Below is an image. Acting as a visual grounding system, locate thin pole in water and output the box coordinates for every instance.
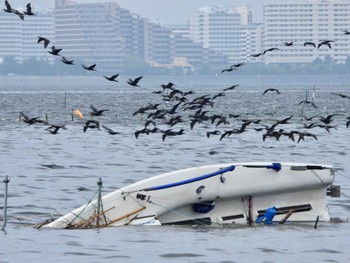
[96,178,103,227]
[2,176,10,231]
[273,94,276,120]
[64,92,67,109]
[314,215,319,229]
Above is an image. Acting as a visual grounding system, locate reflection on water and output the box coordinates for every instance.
[0,75,350,263]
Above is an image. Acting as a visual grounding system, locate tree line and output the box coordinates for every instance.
[1,55,350,76]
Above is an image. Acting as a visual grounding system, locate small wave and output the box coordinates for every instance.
[41,164,66,169]
[159,252,203,258]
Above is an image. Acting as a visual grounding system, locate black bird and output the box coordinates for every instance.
[228,114,240,119]
[20,112,38,125]
[184,90,195,96]
[104,74,119,82]
[24,3,34,15]
[89,105,109,116]
[263,47,280,54]
[46,124,67,134]
[167,101,182,115]
[303,115,319,121]
[298,100,317,109]
[304,42,316,48]
[144,120,157,129]
[212,92,225,100]
[83,119,100,132]
[127,76,143,87]
[221,67,237,73]
[3,0,12,13]
[318,40,333,49]
[319,114,339,124]
[277,115,293,125]
[297,132,318,143]
[262,129,284,141]
[332,92,350,99]
[206,130,221,138]
[161,82,174,90]
[284,41,294,46]
[82,63,96,71]
[232,63,245,68]
[48,46,62,56]
[343,30,350,35]
[133,104,156,116]
[214,116,229,127]
[20,112,48,125]
[162,129,185,141]
[134,128,151,139]
[223,84,239,91]
[263,88,280,95]
[102,125,119,135]
[47,126,60,134]
[13,9,24,20]
[219,130,235,141]
[61,56,74,65]
[37,36,50,48]
[250,52,264,57]
[165,116,184,127]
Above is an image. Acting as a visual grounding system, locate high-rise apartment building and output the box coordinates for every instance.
[0,9,54,62]
[53,0,227,73]
[263,0,350,64]
[54,0,125,73]
[4,0,349,72]
[188,6,260,63]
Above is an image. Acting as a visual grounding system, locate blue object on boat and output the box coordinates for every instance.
[192,201,216,213]
[267,163,281,171]
[256,206,277,224]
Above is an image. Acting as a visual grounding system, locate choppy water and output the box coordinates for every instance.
[1,74,350,263]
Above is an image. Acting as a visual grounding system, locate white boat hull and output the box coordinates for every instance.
[44,162,338,228]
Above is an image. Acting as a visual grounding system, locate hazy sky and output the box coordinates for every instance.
[8,0,305,24]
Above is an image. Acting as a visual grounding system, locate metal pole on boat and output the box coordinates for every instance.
[248,196,253,226]
[95,177,102,227]
[314,215,319,229]
[1,176,10,231]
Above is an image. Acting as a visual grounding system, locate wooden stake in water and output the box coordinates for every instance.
[96,178,103,227]
[2,176,10,231]
[314,215,319,229]
[64,92,67,109]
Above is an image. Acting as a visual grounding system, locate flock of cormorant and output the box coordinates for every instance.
[3,1,350,142]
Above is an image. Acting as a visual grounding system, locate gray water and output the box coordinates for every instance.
[1,74,350,263]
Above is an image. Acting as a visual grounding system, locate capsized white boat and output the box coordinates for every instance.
[44,162,341,229]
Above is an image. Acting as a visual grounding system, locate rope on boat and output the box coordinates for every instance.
[311,170,327,186]
[337,169,350,181]
[64,189,99,228]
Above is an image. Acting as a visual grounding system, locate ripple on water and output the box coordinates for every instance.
[159,253,204,258]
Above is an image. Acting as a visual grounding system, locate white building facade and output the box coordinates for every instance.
[188,6,261,64]
[263,0,350,64]
[0,9,54,62]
